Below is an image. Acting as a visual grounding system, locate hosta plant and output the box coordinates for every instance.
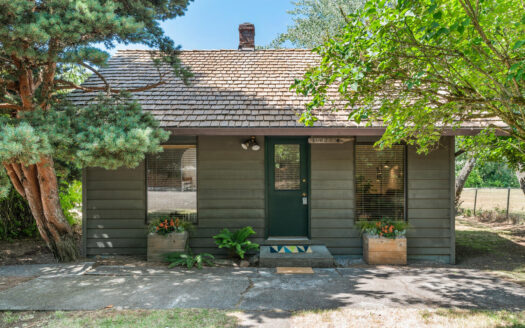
[213,226,259,259]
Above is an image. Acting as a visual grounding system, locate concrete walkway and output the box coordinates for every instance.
[0,264,524,312]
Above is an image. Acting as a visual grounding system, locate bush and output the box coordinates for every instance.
[0,189,37,240]
[213,226,259,259]
[59,180,82,226]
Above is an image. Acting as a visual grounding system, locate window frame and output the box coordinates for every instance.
[145,142,198,225]
[353,142,408,222]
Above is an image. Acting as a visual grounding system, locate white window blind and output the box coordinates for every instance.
[355,145,405,221]
[146,145,197,223]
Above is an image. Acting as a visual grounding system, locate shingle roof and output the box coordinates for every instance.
[68,49,505,131]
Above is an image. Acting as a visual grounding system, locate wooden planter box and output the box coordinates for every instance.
[363,233,407,265]
[147,231,188,262]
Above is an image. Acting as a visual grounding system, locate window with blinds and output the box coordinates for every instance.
[274,144,301,190]
[355,144,405,221]
[146,145,197,223]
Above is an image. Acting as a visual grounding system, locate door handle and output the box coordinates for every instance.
[301,192,307,197]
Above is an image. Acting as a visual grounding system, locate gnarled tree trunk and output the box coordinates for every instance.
[455,156,476,208]
[3,157,78,261]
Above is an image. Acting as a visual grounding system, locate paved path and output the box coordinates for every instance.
[0,264,524,313]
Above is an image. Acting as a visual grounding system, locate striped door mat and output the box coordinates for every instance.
[269,245,313,253]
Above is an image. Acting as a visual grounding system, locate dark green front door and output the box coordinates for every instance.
[267,137,308,237]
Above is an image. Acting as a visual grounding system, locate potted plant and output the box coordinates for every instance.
[357,220,408,265]
[147,217,192,262]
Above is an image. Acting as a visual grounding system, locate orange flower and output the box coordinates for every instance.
[170,219,175,227]
[156,226,159,231]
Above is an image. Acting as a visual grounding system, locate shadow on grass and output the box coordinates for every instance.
[456,229,525,273]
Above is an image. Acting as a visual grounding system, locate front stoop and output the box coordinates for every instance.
[259,245,334,268]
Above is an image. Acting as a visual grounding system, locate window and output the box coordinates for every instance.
[146,145,197,223]
[355,144,405,221]
[274,144,301,190]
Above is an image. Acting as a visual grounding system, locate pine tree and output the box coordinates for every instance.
[0,0,193,261]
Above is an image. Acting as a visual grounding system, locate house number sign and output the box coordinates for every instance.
[308,137,354,144]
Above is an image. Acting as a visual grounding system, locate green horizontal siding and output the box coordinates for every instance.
[195,136,265,256]
[84,163,147,256]
[82,135,454,263]
[310,142,356,254]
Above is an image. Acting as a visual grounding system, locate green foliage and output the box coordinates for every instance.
[0,0,193,86]
[356,220,408,239]
[464,162,519,188]
[59,181,82,226]
[0,94,169,170]
[270,0,365,48]
[0,166,10,199]
[165,251,214,269]
[292,0,525,166]
[149,217,193,235]
[0,189,37,240]
[212,227,259,259]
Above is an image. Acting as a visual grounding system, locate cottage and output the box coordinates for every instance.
[71,24,493,265]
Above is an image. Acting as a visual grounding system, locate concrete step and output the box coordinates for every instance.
[259,245,334,268]
[261,237,311,246]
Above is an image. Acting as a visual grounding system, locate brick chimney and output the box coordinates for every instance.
[238,23,255,50]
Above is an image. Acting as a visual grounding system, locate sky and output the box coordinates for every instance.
[109,0,295,54]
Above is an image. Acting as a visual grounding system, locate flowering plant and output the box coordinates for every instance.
[149,217,192,235]
[356,219,408,238]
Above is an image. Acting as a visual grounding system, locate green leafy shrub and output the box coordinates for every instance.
[165,252,214,269]
[59,180,82,226]
[213,227,259,259]
[0,189,37,240]
[356,220,408,239]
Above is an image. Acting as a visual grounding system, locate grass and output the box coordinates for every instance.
[455,216,525,285]
[0,309,237,328]
[5,308,522,328]
[290,308,525,328]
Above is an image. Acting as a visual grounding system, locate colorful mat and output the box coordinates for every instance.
[270,245,313,254]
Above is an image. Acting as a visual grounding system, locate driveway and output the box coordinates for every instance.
[0,264,524,312]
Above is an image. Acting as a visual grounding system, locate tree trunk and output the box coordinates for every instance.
[3,157,78,261]
[455,156,476,208]
[517,165,525,196]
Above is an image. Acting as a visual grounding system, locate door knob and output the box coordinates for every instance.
[302,192,307,197]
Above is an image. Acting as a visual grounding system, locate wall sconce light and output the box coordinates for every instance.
[241,136,260,151]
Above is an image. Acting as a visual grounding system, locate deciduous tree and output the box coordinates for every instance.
[293,0,525,173]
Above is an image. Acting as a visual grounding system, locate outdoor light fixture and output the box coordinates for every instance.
[241,136,260,151]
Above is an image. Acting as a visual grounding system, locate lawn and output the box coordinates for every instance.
[456,216,525,285]
[289,308,525,328]
[2,308,524,328]
[0,309,237,328]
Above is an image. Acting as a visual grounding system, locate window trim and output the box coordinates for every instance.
[354,142,408,222]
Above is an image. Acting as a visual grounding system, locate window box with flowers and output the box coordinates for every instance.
[147,218,192,262]
[357,220,408,265]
